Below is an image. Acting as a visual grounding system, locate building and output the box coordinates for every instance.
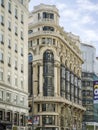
[81,43,98,130]
[28,4,85,130]
[0,0,30,130]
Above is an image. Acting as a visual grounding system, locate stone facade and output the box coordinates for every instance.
[0,0,29,130]
[28,4,85,130]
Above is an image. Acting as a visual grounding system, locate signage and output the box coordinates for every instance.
[94,81,98,104]
[33,115,39,125]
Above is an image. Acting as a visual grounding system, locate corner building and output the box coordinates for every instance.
[28,4,85,130]
[0,0,29,130]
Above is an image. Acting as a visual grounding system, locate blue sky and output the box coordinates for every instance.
[29,0,98,56]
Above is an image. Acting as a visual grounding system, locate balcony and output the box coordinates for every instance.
[28,30,82,56]
[29,18,56,27]
[29,95,85,111]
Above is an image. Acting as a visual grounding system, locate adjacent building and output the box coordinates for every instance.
[28,4,85,130]
[81,43,98,130]
[0,0,30,130]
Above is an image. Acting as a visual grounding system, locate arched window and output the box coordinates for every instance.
[43,50,54,96]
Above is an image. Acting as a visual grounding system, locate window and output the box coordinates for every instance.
[6,92,11,102]
[20,78,23,88]
[8,53,11,66]
[15,26,18,36]
[43,12,54,19]
[13,94,18,104]
[38,13,40,20]
[7,111,12,121]
[0,110,3,120]
[43,50,54,96]
[60,65,66,97]
[42,38,45,44]
[42,104,55,112]
[20,97,24,105]
[0,33,4,44]
[20,0,23,4]
[53,39,55,45]
[15,58,18,70]
[0,0,4,7]
[42,115,55,125]
[37,39,39,45]
[0,51,3,63]
[0,15,4,26]
[21,13,24,24]
[8,20,11,31]
[20,114,24,126]
[21,64,23,73]
[21,47,23,56]
[8,39,11,48]
[7,72,11,83]
[28,53,33,63]
[15,75,18,86]
[15,43,18,52]
[15,8,18,19]
[0,68,3,81]
[43,26,54,31]
[21,31,23,40]
[28,41,32,47]
[8,2,11,13]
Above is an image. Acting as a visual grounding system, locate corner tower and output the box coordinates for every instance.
[28,4,85,130]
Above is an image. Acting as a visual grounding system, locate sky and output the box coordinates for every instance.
[29,0,98,56]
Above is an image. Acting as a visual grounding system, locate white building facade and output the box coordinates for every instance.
[0,0,30,130]
[28,4,85,130]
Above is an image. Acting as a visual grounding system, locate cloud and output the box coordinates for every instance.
[82,29,98,41]
[76,0,98,12]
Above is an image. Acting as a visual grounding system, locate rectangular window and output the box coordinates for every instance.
[28,41,32,47]
[8,21,11,31]
[15,59,18,70]
[0,34,4,44]
[0,51,3,63]
[13,95,18,104]
[53,39,55,45]
[15,26,18,35]
[15,43,18,52]
[8,53,11,66]
[21,14,24,24]
[7,72,11,83]
[21,78,23,88]
[0,68,3,81]
[20,97,24,105]
[21,31,23,40]
[8,39,11,48]
[6,92,11,102]
[8,2,11,13]
[20,0,23,4]
[38,13,40,20]
[15,8,18,19]
[0,91,3,100]
[42,115,55,125]
[21,64,23,73]
[42,38,45,44]
[0,0,4,7]
[15,76,18,86]
[0,15,4,26]
[21,47,23,56]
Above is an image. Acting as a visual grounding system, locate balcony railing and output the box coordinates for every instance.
[28,30,82,56]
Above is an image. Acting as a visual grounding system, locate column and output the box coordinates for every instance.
[54,67,57,96]
[39,66,43,96]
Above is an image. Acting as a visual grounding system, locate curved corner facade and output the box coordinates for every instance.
[28,4,85,130]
